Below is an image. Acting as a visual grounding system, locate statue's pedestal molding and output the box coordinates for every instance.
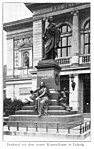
[35,59,61,99]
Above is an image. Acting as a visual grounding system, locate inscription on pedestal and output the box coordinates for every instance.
[36,60,61,91]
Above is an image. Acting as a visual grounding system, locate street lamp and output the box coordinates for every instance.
[71,74,76,91]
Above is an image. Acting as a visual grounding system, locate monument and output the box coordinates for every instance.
[36,16,62,100]
[34,16,80,115]
[5,16,83,135]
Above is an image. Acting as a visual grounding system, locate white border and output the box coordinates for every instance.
[0,0,94,148]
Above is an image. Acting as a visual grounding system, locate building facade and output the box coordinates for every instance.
[3,3,90,115]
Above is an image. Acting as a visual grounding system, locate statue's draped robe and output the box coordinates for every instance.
[44,23,61,59]
[35,87,49,115]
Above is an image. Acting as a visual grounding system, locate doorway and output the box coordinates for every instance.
[83,74,90,113]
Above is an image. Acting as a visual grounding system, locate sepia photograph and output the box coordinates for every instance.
[2,2,91,143]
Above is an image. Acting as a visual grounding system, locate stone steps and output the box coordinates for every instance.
[50,99,58,105]
[5,97,83,131]
[15,109,76,115]
[15,110,38,115]
[29,99,58,106]
[7,121,81,129]
[8,114,83,128]
[9,114,82,123]
[22,105,66,110]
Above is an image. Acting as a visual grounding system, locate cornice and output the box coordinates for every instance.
[3,17,33,32]
[25,3,53,13]
[25,3,90,14]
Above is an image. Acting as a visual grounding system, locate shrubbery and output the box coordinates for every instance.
[3,98,26,116]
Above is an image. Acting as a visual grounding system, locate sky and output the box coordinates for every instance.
[3,3,33,65]
[3,3,32,23]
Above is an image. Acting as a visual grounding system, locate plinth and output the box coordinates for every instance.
[6,61,83,133]
[35,60,61,98]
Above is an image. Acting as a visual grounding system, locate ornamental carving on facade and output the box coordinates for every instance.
[14,37,33,48]
[52,3,85,11]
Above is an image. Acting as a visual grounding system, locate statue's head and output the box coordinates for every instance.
[48,16,53,23]
[40,81,45,87]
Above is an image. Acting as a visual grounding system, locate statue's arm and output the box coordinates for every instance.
[56,22,64,29]
[33,87,40,93]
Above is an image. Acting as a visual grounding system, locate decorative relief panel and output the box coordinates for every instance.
[14,50,19,67]
[19,87,31,95]
[14,37,33,48]
[52,3,87,11]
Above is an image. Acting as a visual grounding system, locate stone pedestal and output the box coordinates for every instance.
[35,60,61,99]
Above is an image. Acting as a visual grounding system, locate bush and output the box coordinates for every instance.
[3,98,26,116]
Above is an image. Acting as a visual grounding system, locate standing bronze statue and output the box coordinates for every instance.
[43,16,62,60]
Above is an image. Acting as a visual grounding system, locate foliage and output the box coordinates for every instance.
[3,98,26,116]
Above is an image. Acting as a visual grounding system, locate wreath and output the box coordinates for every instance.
[55,73,59,86]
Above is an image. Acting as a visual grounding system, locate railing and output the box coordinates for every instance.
[56,57,71,65]
[4,120,91,135]
[79,54,90,64]
[56,54,90,66]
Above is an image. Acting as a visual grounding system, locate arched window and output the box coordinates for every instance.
[84,20,90,54]
[57,24,72,57]
[23,51,29,68]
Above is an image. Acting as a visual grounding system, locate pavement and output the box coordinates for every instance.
[3,124,91,141]
[3,134,91,142]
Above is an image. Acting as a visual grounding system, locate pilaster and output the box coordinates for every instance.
[33,19,43,67]
[7,38,14,76]
[80,32,84,54]
[70,11,80,66]
[6,85,14,100]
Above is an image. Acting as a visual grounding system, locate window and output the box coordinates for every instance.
[84,21,90,54]
[57,24,72,57]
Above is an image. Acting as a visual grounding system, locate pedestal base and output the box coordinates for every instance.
[35,59,61,91]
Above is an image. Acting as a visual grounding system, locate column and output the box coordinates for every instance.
[69,74,80,111]
[71,11,80,65]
